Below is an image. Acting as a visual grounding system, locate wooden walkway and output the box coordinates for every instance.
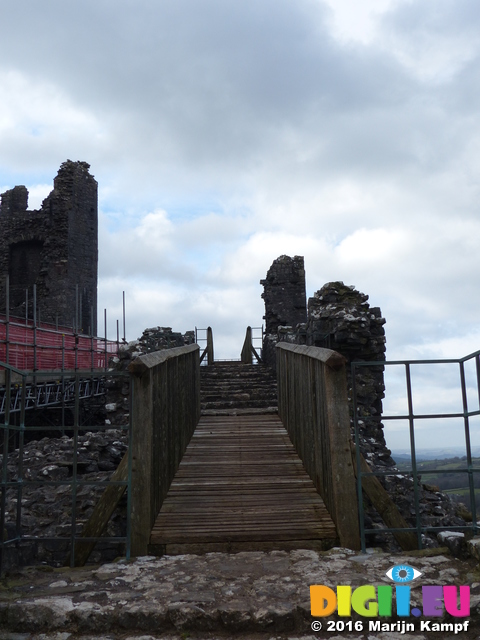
[149,413,338,554]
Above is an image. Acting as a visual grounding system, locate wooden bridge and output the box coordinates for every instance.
[127,336,361,556]
[150,413,337,554]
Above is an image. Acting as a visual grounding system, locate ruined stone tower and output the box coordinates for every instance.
[0,160,98,334]
[260,255,307,334]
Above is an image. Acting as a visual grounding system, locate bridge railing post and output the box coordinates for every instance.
[276,342,360,550]
[128,344,200,556]
[206,326,214,365]
[240,326,253,364]
[241,326,263,364]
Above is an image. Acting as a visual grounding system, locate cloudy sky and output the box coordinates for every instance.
[2,0,480,448]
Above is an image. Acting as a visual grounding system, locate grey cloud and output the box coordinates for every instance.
[2,0,480,372]
[0,0,416,182]
[382,0,480,38]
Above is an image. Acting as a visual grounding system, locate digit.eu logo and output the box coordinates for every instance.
[310,563,470,618]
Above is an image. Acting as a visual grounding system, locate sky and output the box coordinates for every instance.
[2,0,480,449]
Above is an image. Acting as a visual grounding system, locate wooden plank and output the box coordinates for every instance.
[153,523,336,533]
[161,499,321,507]
[157,520,330,526]
[149,414,338,551]
[159,510,323,517]
[153,533,337,543]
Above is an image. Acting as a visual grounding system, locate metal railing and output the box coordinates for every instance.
[240,325,263,364]
[0,363,133,575]
[352,350,480,551]
[195,326,214,365]
[252,325,264,358]
[1,374,105,416]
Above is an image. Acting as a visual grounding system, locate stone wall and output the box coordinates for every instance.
[260,255,307,366]
[306,281,391,467]
[0,160,98,334]
[260,255,306,333]
[261,257,391,466]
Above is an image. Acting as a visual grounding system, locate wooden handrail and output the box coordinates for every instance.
[240,326,252,364]
[199,326,214,365]
[276,342,360,550]
[128,344,201,555]
[241,326,262,364]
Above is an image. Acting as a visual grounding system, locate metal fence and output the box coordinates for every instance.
[352,350,480,551]
[0,362,132,575]
[251,325,264,362]
[195,326,214,365]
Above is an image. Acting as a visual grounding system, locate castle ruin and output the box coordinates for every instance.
[0,160,98,333]
[261,256,465,546]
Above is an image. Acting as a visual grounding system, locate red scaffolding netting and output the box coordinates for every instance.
[0,315,118,371]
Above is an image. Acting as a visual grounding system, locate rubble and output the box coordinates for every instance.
[0,430,128,569]
[105,327,195,426]
[1,326,196,570]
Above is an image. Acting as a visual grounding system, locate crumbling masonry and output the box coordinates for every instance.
[261,256,465,547]
[261,257,393,468]
[0,160,98,333]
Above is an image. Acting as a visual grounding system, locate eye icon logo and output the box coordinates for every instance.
[385,564,422,583]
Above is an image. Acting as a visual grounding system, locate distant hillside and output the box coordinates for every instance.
[392,454,480,513]
[392,447,480,462]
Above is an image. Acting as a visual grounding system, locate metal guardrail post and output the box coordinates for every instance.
[123,291,126,343]
[104,309,108,371]
[352,371,367,552]
[69,375,80,567]
[33,285,37,373]
[125,376,133,561]
[460,359,477,528]
[0,367,11,575]
[16,376,26,547]
[75,332,79,372]
[90,306,94,372]
[405,363,423,549]
[5,276,9,366]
